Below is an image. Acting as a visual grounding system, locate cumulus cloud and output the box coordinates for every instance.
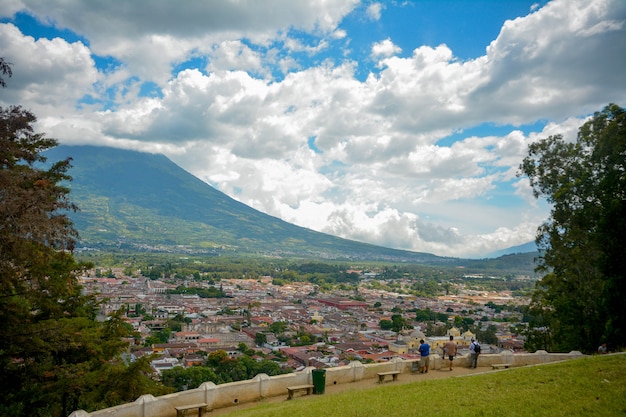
[4,0,360,85]
[1,0,624,257]
[371,39,402,58]
[0,23,97,112]
[473,0,626,122]
[206,40,262,73]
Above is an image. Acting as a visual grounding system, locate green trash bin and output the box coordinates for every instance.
[311,369,326,394]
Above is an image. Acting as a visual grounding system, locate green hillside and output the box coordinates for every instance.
[44,145,537,272]
[220,354,626,417]
[43,145,450,261]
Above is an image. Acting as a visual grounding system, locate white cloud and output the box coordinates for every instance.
[371,39,402,58]
[366,3,384,21]
[1,0,624,257]
[5,0,359,85]
[282,37,330,55]
[0,23,97,113]
[332,29,347,40]
[475,0,626,122]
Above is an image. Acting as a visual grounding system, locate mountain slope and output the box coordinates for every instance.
[487,241,538,258]
[44,145,452,262]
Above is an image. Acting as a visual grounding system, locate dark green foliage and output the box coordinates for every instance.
[393,315,411,332]
[161,351,288,391]
[295,262,342,274]
[161,366,219,391]
[414,308,449,322]
[520,104,626,353]
[79,355,172,409]
[474,324,499,345]
[0,106,165,416]
[255,332,268,346]
[144,328,172,345]
[168,285,227,298]
[380,314,411,332]
[269,321,289,334]
[379,319,393,330]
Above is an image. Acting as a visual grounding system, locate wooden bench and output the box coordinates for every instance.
[175,403,208,417]
[377,370,400,383]
[287,384,314,399]
[492,363,510,369]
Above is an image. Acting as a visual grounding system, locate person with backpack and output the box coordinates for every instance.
[469,338,480,368]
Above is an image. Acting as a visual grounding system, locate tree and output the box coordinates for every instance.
[207,350,229,366]
[0,105,161,415]
[461,317,475,330]
[161,366,218,391]
[390,314,410,332]
[519,103,626,353]
[269,320,288,334]
[80,355,172,409]
[255,332,268,346]
[475,324,499,345]
[145,328,171,345]
[379,319,393,330]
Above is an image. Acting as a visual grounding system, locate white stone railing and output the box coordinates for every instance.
[69,350,583,417]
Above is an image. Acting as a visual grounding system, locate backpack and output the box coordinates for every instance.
[474,343,481,354]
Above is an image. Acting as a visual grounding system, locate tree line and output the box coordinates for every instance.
[160,345,290,391]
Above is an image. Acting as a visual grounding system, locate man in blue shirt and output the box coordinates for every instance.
[418,339,430,373]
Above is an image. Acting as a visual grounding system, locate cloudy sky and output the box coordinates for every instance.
[1,0,625,258]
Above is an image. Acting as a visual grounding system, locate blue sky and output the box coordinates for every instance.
[1,0,625,257]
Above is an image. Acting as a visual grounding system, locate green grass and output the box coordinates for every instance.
[219,355,626,417]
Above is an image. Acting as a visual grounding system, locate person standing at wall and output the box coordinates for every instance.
[469,338,480,368]
[443,335,458,371]
[418,339,430,373]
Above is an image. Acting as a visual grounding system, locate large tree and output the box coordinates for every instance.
[0,105,168,416]
[519,103,625,353]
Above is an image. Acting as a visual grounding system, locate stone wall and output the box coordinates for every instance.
[69,350,583,417]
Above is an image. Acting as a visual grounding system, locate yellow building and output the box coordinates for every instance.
[311,310,324,323]
[407,327,477,353]
[404,329,426,352]
[389,336,409,354]
[427,327,468,352]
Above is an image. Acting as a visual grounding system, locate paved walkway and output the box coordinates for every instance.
[211,365,495,415]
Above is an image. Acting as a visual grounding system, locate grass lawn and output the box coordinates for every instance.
[219,354,626,417]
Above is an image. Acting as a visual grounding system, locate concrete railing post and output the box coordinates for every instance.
[501,350,514,365]
[199,381,217,409]
[135,394,156,417]
[254,373,271,399]
[349,360,365,382]
[68,411,91,417]
[391,356,405,371]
